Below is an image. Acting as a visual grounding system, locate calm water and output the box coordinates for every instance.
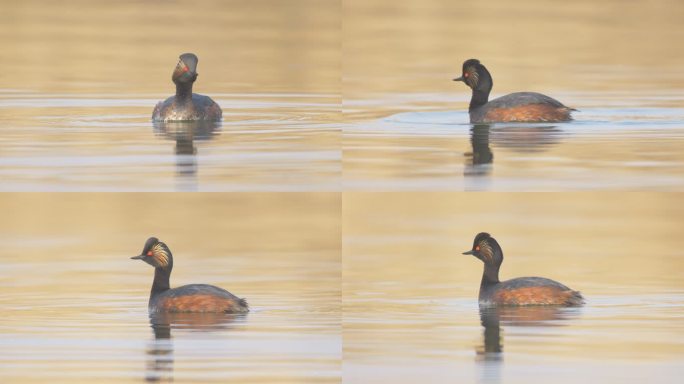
[2,1,684,191]
[0,0,339,192]
[0,92,340,191]
[2,0,684,383]
[343,92,684,191]
[0,194,341,383]
[341,0,684,191]
[343,193,684,384]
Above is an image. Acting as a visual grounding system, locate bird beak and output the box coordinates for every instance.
[131,254,145,260]
[462,250,475,255]
[453,76,464,82]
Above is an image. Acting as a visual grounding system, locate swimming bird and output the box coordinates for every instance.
[131,237,248,313]
[152,53,222,122]
[463,232,584,306]
[453,59,575,123]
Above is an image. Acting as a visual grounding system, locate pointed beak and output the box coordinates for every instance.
[462,250,475,255]
[131,254,145,260]
[453,76,464,82]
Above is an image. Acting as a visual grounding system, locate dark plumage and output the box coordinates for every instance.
[453,59,575,123]
[463,232,584,307]
[131,237,248,313]
[152,53,222,122]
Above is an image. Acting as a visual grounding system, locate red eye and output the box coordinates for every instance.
[464,73,469,77]
[146,251,153,256]
[475,245,480,251]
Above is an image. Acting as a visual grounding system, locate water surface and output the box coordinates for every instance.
[0,92,340,191]
[0,194,341,383]
[343,92,684,190]
[342,0,684,191]
[343,193,684,384]
[0,0,340,191]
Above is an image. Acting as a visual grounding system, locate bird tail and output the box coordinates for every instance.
[238,298,249,312]
[565,290,585,306]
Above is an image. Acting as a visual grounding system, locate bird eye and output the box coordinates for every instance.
[464,72,469,77]
[146,251,153,256]
[475,245,480,251]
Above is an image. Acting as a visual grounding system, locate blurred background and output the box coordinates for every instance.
[2,0,684,382]
[0,0,341,191]
[343,0,684,98]
[0,193,341,383]
[342,0,684,192]
[343,192,684,383]
[1,0,339,94]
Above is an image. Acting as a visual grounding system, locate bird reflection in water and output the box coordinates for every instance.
[465,124,564,178]
[153,121,221,188]
[476,305,581,384]
[465,125,494,177]
[145,311,244,382]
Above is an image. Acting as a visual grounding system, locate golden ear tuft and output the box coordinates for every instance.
[466,67,479,87]
[151,243,169,267]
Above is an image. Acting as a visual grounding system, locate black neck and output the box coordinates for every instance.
[480,263,500,290]
[175,82,194,103]
[469,66,493,111]
[469,89,490,111]
[151,267,171,297]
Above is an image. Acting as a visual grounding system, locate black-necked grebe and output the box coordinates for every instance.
[131,237,248,313]
[453,59,575,123]
[463,232,583,306]
[152,53,222,122]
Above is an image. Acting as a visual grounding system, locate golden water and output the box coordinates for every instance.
[342,0,684,191]
[343,193,684,383]
[1,0,684,383]
[0,0,340,191]
[0,193,341,383]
